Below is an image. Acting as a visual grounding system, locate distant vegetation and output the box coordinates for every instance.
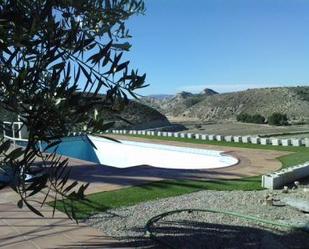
[268,113,289,126]
[183,95,205,107]
[237,112,288,126]
[292,86,309,102]
[141,87,309,122]
[236,113,266,124]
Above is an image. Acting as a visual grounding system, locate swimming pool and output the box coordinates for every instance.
[49,135,238,170]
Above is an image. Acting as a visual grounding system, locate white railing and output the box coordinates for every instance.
[2,121,87,150]
[3,121,29,148]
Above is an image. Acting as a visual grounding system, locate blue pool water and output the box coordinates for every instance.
[46,136,99,163]
[17,135,238,169]
[17,136,99,163]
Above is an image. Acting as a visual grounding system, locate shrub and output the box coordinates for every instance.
[268,113,288,126]
[236,113,265,124]
[251,114,265,124]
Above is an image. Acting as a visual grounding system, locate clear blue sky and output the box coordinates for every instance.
[124,0,309,95]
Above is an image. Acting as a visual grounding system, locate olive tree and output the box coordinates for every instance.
[0,0,146,219]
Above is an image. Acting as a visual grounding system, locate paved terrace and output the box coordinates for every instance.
[0,136,291,248]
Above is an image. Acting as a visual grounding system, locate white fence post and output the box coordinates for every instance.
[260,138,269,145]
[201,134,208,140]
[291,139,301,147]
[215,135,223,141]
[271,138,281,146]
[251,137,260,144]
[224,136,233,142]
[233,136,241,143]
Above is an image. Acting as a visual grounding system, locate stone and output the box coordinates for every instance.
[282,186,289,193]
[265,198,273,206]
[264,193,274,206]
[281,197,309,213]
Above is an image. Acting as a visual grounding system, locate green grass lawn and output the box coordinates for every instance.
[54,134,309,219]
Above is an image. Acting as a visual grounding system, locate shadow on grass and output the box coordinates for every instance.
[67,162,249,187]
[53,176,261,220]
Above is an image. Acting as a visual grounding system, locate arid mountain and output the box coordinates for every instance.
[199,88,219,96]
[141,87,309,122]
[141,88,219,117]
[99,100,185,130]
[0,95,179,131]
[146,94,174,100]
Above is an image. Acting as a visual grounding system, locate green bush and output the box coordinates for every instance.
[236,113,265,124]
[251,114,265,124]
[236,113,249,122]
[268,113,288,126]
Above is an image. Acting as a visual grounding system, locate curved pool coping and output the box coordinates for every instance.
[99,134,291,176]
[220,151,241,169]
[88,135,239,170]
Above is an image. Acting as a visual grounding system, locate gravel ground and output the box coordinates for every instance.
[86,186,309,249]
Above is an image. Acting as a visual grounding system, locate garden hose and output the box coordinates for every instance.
[144,208,309,249]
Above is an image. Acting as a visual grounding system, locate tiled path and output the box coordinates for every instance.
[0,190,133,249]
[0,136,291,248]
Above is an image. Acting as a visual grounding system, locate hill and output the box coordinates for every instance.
[141,88,218,117]
[100,100,174,130]
[141,86,309,122]
[0,96,179,131]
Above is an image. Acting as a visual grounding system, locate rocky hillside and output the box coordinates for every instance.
[141,86,309,122]
[102,100,172,130]
[141,88,218,117]
[98,100,187,131]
